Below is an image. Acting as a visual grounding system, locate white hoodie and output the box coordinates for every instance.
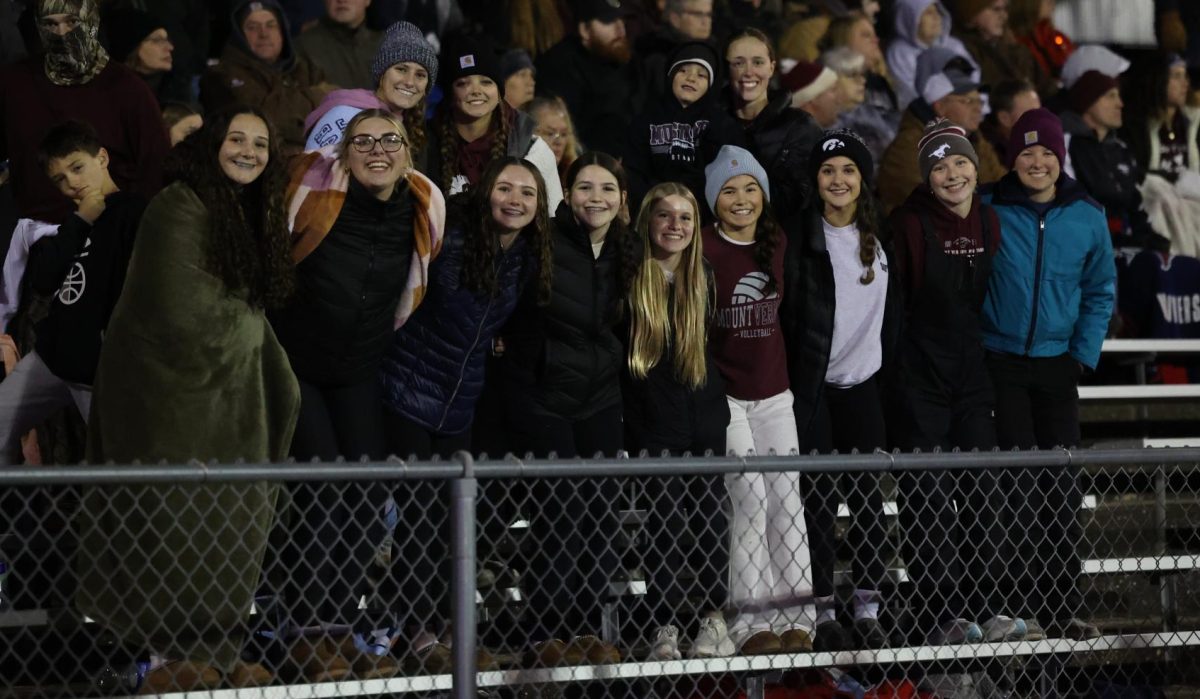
[885,0,975,110]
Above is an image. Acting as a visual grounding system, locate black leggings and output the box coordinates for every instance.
[270,377,392,631]
[803,375,889,599]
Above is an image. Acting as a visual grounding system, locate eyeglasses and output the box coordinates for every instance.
[349,134,407,152]
[536,129,571,142]
[944,94,982,107]
[680,9,713,19]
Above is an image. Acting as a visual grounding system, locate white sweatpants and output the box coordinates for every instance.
[724,390,814,628]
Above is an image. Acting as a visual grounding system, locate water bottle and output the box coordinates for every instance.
[0,552,12,613]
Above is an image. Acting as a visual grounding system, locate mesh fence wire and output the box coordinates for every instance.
[2,453,1200,698]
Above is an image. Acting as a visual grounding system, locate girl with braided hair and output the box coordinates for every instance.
[426,39,563,212]
[701,145,815,656]
[781,128,896,651]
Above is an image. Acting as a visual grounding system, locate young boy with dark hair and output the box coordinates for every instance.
[0,120,146,464]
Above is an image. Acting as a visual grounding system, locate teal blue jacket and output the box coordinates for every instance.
[981,172,1116,369]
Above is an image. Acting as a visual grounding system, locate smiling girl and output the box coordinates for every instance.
[303,21,438,172]
[273,107,446,680]
[782,129,896,651]
[624,182,731,658]
[702,145,815,655]
[428,39,562,211]
[887,118,1026,646]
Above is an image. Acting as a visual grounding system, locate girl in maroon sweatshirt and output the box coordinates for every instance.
[887,118,1025,645]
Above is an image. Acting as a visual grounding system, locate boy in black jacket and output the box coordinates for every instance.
[0,120,145,464]
[624,41,748,218]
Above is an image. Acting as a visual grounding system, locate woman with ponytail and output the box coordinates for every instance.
[702,145,815,656]
[781,129,897,651]
[624,182,730,660]
[427,38,562,212]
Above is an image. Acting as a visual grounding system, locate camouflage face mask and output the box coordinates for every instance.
[37,0,109,85]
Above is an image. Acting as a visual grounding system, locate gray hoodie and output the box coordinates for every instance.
[885,0,974,110]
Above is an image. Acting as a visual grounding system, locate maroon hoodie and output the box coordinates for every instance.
[887,185,1002,308]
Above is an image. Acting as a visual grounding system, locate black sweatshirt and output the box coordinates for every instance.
[30,190,145,385]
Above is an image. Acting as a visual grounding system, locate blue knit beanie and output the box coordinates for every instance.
[704,145,770,215]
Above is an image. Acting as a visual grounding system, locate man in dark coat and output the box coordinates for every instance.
[535,0,637,156]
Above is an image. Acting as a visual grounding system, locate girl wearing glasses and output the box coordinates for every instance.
[269,108,446,680]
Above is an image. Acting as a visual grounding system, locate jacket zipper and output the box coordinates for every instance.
[436,251,502,431]
[1023,215,1046,354]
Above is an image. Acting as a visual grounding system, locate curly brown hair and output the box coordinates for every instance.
[435,91,513,192]
[562,151,639,300]
[165,105,295,310]
[460,157,554,305]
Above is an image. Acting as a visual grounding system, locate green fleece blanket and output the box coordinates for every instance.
[77,181,300,669]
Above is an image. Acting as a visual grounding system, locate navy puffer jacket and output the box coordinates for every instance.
[494,200,624,421]
[380,206,534,435]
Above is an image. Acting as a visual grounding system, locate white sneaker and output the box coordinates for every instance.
[649,625,682,660]
[689,616,735,658]
[981,615,1027,642]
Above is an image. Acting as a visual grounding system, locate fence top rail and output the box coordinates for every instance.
[0,446,1198,485]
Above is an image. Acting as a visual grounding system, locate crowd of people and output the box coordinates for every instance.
[0,0,1198,693]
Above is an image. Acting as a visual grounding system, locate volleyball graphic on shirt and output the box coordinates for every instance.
[731,271,777,304]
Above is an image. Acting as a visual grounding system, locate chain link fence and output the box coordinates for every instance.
[1,449,1200,698]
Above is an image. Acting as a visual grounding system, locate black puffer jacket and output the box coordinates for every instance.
[380,206,534,435]
[621,266,729,454]
[780,204,902,445]
[495,200,624,420]
[736,89,824,221]
[272,177,414,386]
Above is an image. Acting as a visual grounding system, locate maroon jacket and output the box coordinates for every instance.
[0,60,169,224]
[887,185,1002,309]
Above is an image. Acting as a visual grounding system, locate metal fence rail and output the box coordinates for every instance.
[1,448,1200,699]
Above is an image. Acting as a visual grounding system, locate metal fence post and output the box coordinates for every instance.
[452,451,478,699]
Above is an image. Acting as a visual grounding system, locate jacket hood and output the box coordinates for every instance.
[303,88,387,135]
[229,0,295,70]
[894,0,954,46]
[989,169,1098,212]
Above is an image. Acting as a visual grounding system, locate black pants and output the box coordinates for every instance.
[802,375,889,599]
[987,351,1084,624]
[271,376,392,630]
[503,405,624,647]
[893,344,1005,631]
[378,412,471,631]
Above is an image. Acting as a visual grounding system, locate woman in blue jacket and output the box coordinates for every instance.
[981,108,1115,641]
[377,156,553,670]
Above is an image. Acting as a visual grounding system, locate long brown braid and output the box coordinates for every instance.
[855,193,881,285]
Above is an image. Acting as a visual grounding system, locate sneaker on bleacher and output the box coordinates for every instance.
[648,625,682,660]
[927,618,983,645]
[689,616,735,658]
[981,615,1027,642]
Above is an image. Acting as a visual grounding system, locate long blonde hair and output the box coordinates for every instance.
[628,183,709,389]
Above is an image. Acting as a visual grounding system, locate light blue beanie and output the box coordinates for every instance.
[704,145,770,216]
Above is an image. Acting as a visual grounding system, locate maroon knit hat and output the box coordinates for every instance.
[780,61,837,103]
[1007,107,1066,168]
[1068,69,1120,114]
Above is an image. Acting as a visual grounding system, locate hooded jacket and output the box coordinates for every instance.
[302,88,433,174]
[886,0,973,110]
[736,90,824,222]
[781,203,902,445]
[1061,110,1166,251]
[380,204,536,435]
[493,200,624,421]
[888,184,1001,309]
[624,84,748,217]
[980,172,1116,369]
[199,0,329,152]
